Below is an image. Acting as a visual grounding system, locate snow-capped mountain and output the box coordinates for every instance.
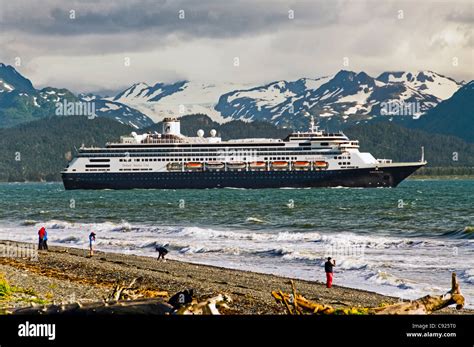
[0,64,154,128]
[111,80,252,123]
[111,70,463,130]
[1,62,466,132]
[376,71,460,100]
[216,70,463,129]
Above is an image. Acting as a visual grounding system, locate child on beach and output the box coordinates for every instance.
[325,257,336,288]
[89,232,96,257]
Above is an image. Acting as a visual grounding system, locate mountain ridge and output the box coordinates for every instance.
[0,64,154,128]
[0,63,471,143]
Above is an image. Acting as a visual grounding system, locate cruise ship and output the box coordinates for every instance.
[61,117,426,189]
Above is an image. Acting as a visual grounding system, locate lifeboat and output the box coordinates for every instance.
[226,161,246,170]
[205,161,225,170]
[166,162,183,171]
[293,161,310,170]
[314,161,329,169]
[185,162,203,170]
[249,161,266,170]
[271,161,289,170]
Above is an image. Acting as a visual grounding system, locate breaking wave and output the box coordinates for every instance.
[366,271,414,290]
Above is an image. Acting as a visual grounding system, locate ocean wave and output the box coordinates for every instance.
[140,240,169,249]
[321,233,446,250]
[458,269,474,284]
[251,247,321,263]
[55,236,82,243]
[336,258,369,270]
[110,222,136,232]
[441,227,474,239]
[43,220,70,229]
[366,271,414,290]
[179,246,214,254]
[175,226,322,243]
[245,217,266,224]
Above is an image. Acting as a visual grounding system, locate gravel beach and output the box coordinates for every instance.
[0,240,470,315]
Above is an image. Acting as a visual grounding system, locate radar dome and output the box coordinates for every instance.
[210,129,217,137]
[197,129,205,137]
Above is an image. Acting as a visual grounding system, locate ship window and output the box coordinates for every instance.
[320,142,329,146]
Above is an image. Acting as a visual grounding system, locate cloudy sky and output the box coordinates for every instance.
[0,0,472,94]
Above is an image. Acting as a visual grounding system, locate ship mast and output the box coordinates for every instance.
[309,115,321,134]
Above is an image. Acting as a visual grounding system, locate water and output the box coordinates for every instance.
[0,180,473,307]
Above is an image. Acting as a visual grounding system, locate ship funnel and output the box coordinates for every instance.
[162,117,181,136]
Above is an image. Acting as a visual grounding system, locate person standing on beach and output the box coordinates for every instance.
[38,226,46,250]
[89,232,96,257]
[325,257,336,288]
[42,229,49,251]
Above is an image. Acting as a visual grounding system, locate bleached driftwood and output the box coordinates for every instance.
[272,290,335,315]
[7,298,174,315]
[107,278,168,301]
[176,294,232,315]
[373,272,464,315]
[273,273,465,315]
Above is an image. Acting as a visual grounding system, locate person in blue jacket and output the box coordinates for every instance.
[42,230,49,251]
[89,232,96,257]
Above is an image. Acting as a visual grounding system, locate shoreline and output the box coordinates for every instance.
[0,240,471,314]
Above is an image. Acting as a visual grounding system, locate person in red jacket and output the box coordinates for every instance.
[324,257,336,288]
[38,227,46,250]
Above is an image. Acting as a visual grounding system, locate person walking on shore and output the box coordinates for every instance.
[38,226,46,250]
[325,257,336,288]
[89,232,96,257]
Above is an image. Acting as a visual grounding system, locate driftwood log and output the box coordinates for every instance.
[176,294,232,315]
[7,298,174,315]
[6,295,232,315]
[107,278,168,301]
[273,273,465,315]
[5,276,231,315]
[373,273,464,314]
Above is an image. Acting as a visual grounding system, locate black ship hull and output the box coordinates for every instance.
[62,164,424,190]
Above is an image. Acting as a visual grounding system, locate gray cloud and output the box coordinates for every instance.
[0,0,472,92]
[1,0,338,37]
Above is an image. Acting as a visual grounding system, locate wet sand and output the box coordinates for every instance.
[0,240,470,314]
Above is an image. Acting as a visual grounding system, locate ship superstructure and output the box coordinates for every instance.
[62,117,426,189]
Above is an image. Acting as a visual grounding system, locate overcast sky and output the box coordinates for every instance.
[0,0,472,94]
